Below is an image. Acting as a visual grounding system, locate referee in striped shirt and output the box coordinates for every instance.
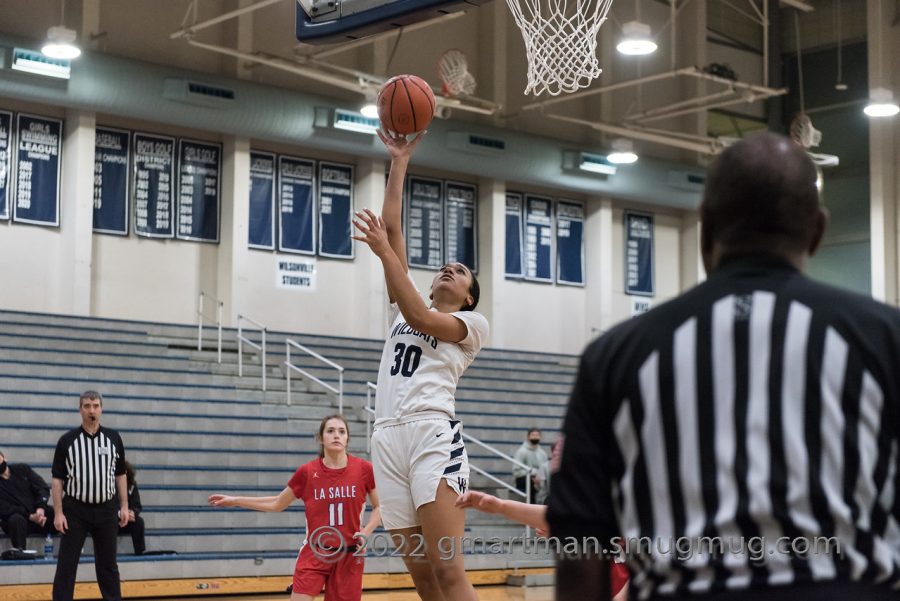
[548,133,900,600]
[52,391,129,601]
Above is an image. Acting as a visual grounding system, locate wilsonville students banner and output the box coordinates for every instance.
[93,127,131,235]
[279,156,316,255]
[318,162,354,259]
[13,114,62,227]
[133,132,175,238]
[0,111,11,220]
[248,151,276,250]
[177,139,221,243]
[405,176,443,269]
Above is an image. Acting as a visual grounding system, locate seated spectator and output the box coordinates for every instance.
[513,428,548,503]
[118,460,145,555]
[0,449,55,550]
[534,438,561,505]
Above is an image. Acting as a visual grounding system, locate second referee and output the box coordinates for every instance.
[51,390,129,601]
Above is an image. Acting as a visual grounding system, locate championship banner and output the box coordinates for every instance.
[133,132,175,238]
[177,139,221,243]
[524,194,553,283]
[248,151,276,250]
[93,127,130,235]
[279,155,316,255]
[625,211,654,296]
[13,114,62,227]
[0,111,12,220]
[444,181,478,272]
[504,192,524,279]
[556,200,585,286]
[318,162,354,259]
[405,176,443,270]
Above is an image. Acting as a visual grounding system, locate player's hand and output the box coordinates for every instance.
[119,506,129,528]
[455,490,504,514]
[377,129,427,160]
[535,528,549,538]
[127,510,136,522]
[54,512,68,534]
[352,209,391,257]
[208,494,235,507]
[352,531,368,551]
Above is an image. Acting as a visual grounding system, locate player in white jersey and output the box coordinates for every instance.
[351,130,488,601]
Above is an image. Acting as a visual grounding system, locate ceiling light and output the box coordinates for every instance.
[617,21,657,56]
[41,25,81,59]
[332,108,379,134]
[864,87,899,117]
[11,47,71,79]
[360,103,379,119]
[607,139,639,164]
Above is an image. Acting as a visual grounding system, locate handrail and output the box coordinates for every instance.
[237,314,267,391]
[363,381,532,537]
[197,292,223,364]
[284,339,344,413]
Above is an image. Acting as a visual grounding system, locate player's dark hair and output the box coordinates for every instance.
[80,390,103,407]
[461,272,480,312]
[316,414,350,458]
[701,132,820,254]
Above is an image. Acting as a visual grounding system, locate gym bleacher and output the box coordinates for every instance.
[0,308,576,597]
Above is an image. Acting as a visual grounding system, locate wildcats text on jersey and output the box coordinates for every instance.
[390,320,439,350]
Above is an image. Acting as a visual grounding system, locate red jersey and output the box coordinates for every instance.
[288,455,375,547]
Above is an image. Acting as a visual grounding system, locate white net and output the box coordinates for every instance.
[438,49,477,97]
[789,113,822,149]
[505,0,614,96]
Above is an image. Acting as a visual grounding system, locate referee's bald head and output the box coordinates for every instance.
[700,132,826,270]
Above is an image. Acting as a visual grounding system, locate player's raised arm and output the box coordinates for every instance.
[377,130,426,301]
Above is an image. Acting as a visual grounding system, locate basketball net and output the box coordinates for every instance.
[505,0,614,96]
[789,113,821,149]
[438,49,477,97]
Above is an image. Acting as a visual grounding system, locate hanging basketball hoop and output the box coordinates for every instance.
[438,48,477,97]
[789,113,821,149]
[505,0,614,96]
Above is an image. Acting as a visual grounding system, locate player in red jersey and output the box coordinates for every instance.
[209,415,380,601]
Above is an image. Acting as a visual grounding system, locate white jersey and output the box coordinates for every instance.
[374,284,489,424]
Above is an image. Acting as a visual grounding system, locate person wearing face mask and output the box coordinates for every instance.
[513,428,548,504]
[0,449,55,553]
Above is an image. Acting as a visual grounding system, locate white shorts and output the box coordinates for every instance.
[371,417,470,530]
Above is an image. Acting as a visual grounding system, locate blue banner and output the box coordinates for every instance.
[93,127,130,235]
[318,162,354,259]
[248,151,276,250]
[13,114,62,227]
[0,111,11,220]
[133,132,175,238]
[556,200,585,286]
[444,181,478,273]
[625,211,654,296]
[405,176,443,270]
[524,195,553,283]
[504,192,523,279]
[177,139,221,243]
[279,155,316,255]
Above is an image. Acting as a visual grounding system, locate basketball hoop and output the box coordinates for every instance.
[789,113,822,149]
[438,49,477,97]
[505,0,614,96]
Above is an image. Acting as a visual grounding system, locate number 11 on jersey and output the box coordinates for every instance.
[329,502,344,526]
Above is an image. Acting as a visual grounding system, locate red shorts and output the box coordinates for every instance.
[293,545,365,601]
[610,560,629,597]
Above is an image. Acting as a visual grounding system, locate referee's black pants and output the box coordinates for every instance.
[52,498,121,601]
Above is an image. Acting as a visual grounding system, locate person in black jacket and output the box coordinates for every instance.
[0,449,55,550]
[118,461,145,555]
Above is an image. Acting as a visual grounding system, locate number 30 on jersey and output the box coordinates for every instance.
[390,343,422,377]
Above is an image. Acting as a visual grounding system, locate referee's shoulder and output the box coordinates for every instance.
[99,425,126,442]
[796,275,900,320]
[57,426,83,443]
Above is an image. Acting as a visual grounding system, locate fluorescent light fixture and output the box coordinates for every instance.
[41,26,81,59]
[333,109,380,134]
[864,87,899,117]
[360,103,379,119]
[563,151,617,175]
[11,47,71,79]
[617,21,657,56]
[607,138,639,164]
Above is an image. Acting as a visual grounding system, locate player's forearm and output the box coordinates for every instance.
[382,156,409,234]
[51,479,63,512]
[499,499,549,531]
[228,495,283,512]
[360,506,381,536]
[116,474,128,510]
[379,248,429,326]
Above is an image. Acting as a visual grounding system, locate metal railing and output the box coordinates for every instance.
[237,314,267,391]
[197,292,223,364]
[363,382,533,537]
[284,339,344,413]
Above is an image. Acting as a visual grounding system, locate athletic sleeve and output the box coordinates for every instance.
[51,432,69,480]
[545,341,619,546]
[363,461,376,493]
[113,430,127,476]
[450,311,489,354]
[287,464,308,500]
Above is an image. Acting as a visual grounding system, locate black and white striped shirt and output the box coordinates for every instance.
[52,426,126,505]
[548,255,900,598]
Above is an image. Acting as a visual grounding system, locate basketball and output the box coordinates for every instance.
[376,74,436,135]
